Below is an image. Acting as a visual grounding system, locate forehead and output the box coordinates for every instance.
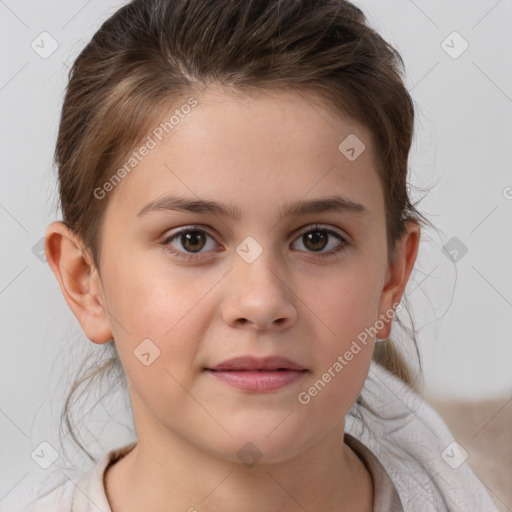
[104,86,382,221]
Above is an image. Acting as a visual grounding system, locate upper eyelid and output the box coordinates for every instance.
[296,223,346,236]
[164,223,348,245]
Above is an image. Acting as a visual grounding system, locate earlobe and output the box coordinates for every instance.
[44,221,113,345]
[376,221,421,339]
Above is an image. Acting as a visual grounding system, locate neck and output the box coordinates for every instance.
[104,422,373,512]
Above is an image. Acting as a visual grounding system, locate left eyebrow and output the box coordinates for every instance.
[137,194,370,220]
[283,195,370,219]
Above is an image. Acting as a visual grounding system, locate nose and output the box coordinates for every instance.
[221,253,298,332]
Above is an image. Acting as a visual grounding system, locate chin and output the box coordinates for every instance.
[205,428,314,467]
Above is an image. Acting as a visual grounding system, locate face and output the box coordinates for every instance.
[85,87,403,464]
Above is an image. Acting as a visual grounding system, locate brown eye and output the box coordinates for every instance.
[163,227,218,260]
[291,225,348,258]
[302,230,329,252]
[180,230,207,252]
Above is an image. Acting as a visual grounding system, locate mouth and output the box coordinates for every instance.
[205,355,306,372]
[204,355,308,392]
[207,368,301,371]
[204,369,307,392]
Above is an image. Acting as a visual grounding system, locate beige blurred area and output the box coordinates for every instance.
[425,394,512,512]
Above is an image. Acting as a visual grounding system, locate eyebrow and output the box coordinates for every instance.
[137,194,370,220]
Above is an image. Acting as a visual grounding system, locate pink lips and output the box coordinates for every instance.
[205,355,307,392]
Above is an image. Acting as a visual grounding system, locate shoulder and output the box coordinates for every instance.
[346,360,500,511]
[24,480,74,511]
[24,442,137,512]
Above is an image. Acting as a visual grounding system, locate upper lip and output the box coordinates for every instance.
[206,355,306,371]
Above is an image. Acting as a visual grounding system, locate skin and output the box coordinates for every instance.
[45,86,420,512]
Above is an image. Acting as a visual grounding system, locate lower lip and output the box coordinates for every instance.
[205,369,307,392]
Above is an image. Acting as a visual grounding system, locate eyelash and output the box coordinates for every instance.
[161,224,349,261]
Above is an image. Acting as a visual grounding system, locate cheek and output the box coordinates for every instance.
[295,263,381,407]
[307,265,382,350]
[291,319,373,457]
[110,288,209,430]
[106,250,207,333]
[104,261,211,380]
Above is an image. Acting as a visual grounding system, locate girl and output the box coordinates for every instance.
[27,0,499,510]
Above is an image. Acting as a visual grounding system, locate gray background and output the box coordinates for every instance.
[1,0,511,509]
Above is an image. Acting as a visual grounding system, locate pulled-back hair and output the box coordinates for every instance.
[53,0,431,463]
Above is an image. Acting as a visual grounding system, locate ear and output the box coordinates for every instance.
[376,221,421,339]
[44,221,113,345]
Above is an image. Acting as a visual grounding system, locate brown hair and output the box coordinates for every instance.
[52,0,432,464]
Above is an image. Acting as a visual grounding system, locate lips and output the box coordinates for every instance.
[204,355,307,392]
[206,355,305,372]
